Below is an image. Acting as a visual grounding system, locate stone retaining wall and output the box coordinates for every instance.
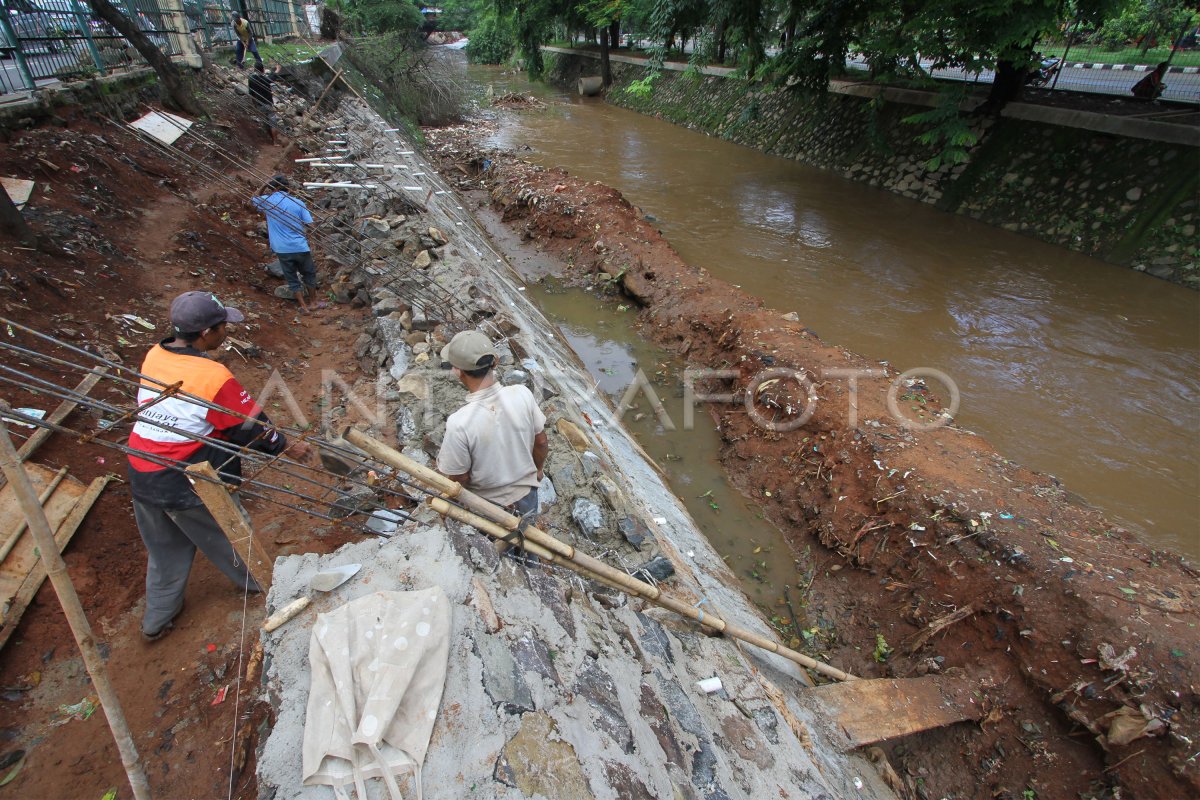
[256,93,896,800]
[544,51,1199,287]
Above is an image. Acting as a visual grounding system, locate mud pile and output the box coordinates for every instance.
[423,127,1200,800]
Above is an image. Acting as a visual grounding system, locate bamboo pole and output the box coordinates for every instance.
[345,428,856,682]
[0,412,152,800]
[0,466,68,565]
[185,462,273,592]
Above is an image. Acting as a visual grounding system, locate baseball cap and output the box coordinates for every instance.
[169,291,245,335]
[440,330,497,371]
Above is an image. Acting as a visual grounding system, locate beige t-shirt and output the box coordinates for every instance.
[437,382,546,506]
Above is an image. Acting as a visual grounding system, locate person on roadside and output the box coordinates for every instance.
[436,331,548,523]
[248,63,281,145]
[233,15,263,70]
[127,291,310,641]
[251,176,318,307]
[1131,62,1168,99]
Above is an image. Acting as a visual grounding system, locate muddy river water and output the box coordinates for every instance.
[462,60,1200,560]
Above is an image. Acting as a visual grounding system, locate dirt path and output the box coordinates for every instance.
[0,113,365,799]
[427,126,1200,800]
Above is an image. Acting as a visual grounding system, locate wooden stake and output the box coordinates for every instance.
[345,428,856,682]
[184,462,272,592]
[0,414,152,800]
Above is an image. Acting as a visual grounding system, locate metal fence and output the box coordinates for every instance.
[0,0,314,97]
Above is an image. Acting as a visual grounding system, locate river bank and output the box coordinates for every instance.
[426,119,1199,800]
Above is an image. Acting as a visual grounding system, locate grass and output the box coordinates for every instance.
[1044,43,1200,67]
[258,40,325,65]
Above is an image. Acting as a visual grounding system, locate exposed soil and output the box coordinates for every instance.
[426,123,1200,800]
[0,95,368,798]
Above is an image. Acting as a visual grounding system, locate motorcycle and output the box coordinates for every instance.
[1027,54,1062,88]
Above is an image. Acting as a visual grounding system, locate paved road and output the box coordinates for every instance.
[846,58,1200,104]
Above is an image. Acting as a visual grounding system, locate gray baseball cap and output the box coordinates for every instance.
[440,330,497,371]
[169,291,245,335]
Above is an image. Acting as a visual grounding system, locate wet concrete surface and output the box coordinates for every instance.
[465,59,1200,557]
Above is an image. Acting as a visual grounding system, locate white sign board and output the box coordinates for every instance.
[128,111,194,146]
[306,4,320,32]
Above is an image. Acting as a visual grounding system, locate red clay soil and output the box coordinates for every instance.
[0,101,366,798]
[427,134,1199,800]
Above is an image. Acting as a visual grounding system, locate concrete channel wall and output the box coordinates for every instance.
[543,49,1200,288]
[255,90,896,799]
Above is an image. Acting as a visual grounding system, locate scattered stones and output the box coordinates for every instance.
[618,516,651,549]
[494,712,594,798]
[572,497,605,538]
[633,555,675,583]
[474,633,534,714]
[372,297,403,317]
[412,249,433,269]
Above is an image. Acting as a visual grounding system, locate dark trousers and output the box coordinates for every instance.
[236,38,262,68]
[133,499,261,635]
[277,250,317,294]
[510,487,539,518]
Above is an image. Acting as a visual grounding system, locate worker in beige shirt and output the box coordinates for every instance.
[436,331,548,519]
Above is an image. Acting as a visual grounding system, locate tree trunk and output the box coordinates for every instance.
[609,19,620,49]
[85,0,203,117]
[599,26,611,87]
[0,185,35,247]
[716,22,727,63]
[983,59,1025,112]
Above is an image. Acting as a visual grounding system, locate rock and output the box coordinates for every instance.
[329,486,377,519]
[556,418,590,451]
[633,555,675,583]
[594,475,623,509]
[576,451,601,481]
[393,373,428,402]
[263,260,284,278]
[474,633,533,714]
[372,297,403,317]
[404,331,427,346]
[361,217,391,238]
[351,289,370,308]
[781,311,800,322]
[537,475,557,511]
[412,342,430,355]
[428,226,448,245]
[512,633,561,685]
[572,498,605,538]
[573,662,634,753]
[494,712,593,798]
[1126,187,1143,202]
[412,249,433,270]
[501,369,530,388]
[353,333,372,359]
[618,516,651,549]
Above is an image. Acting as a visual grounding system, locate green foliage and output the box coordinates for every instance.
[902,84,978,170]
[873,634,892,663]
[467,12,518,64]
[623,70,659,96]
[1088,0,1199,51]
[356,0,424,34]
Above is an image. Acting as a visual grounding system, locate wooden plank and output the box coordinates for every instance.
[18,368,107,459]
[0,475,111,651]
[809,676,983,748]
[185,462,273,591]
[0,466,68,564]
[0,367,107,492]
[0,467,87,624]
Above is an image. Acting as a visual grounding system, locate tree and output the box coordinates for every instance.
[85,0,203,116]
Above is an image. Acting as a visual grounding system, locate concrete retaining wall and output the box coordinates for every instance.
[544,49,1200,288]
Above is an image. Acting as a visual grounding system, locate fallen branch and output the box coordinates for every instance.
[906,602,978,654]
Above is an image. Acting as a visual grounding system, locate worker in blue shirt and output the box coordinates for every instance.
[251,176,317,308]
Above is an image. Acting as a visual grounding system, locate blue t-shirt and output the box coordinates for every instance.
[252,191,312,254]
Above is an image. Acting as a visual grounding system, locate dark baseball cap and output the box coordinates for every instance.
[169,291,244,335]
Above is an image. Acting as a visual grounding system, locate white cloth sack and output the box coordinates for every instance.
[303,588,451,800]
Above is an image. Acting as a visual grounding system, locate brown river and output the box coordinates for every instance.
[462,60,1200,559]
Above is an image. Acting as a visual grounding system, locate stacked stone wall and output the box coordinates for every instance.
[545,51,1199,287]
